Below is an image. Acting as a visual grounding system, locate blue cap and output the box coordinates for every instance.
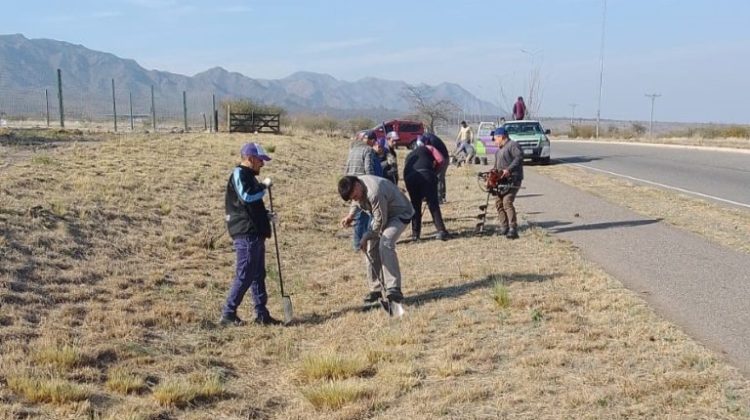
[493,127,507,136]
[240,142,271,161]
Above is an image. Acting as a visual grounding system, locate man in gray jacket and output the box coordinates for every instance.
[339,175,414,303]
[343,131,378,251]
[492,127,524,239]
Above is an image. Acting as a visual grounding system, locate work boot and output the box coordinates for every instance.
[254,314,282,326]
[411,232,420,242]
[497,226,509,236]
[436,230,449,241]
[363,291,381,304]
[219,313,245,326]
[386,288,403,303]
[506,228,519,239]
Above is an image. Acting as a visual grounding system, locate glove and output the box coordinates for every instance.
[262,178,273,188]
[267,211,279,225]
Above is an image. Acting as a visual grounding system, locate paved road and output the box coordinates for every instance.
[551,140,750,210]
[519,169,750,375]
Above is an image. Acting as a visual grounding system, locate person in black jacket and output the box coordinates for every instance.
[420,133,450,203]
[403,141,449,241]
[221,142,281,326]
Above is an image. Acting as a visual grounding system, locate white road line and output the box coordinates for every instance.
[558,159,750,210]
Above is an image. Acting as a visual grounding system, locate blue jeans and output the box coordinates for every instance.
[223,235,269,318]
[352,208,371,251]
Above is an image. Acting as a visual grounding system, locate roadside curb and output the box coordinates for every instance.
[552,139,750,155]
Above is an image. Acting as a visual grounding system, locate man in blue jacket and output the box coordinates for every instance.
[221,142,281,326]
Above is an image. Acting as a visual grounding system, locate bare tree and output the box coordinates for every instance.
[402,85,458,133]
[525,64,544,118]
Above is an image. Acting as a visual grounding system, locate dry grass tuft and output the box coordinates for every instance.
[6,374,90,404]
[152,372,225,407]
[32,342,86,369]
[105,368,148,394]
[301,381,372,410]
[492,281,510,308]
[299,353,372,382]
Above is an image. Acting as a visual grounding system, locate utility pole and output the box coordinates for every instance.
[595,0,607,139]
[645,93,661,138]
[569,103,578,125]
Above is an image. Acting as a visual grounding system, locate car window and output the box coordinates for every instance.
[399,123,422,132]
[505,122,542,135]
[384,123,394,132]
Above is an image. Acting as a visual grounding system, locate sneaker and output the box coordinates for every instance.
[411,233,420,242]
[506,228,519,239]
[386,288,403,303]
[436,231,449,241]
[219,313,245,326]
[363,291,381,304]
[254,315,282,326]
[497,226,509,236]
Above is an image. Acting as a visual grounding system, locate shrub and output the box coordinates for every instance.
[569,125,596,139]
[631,123,647,136]
[33,342,86,369]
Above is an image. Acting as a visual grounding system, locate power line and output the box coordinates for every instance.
[645,93,661,137]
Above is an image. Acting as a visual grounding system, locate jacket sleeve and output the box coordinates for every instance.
[363,148,375,175]
[362,189,386,240]
[507,142,523,172]
[232,167,265,203]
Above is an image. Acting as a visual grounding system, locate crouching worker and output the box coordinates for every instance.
[338,175,414,305]
[220,142,281,326]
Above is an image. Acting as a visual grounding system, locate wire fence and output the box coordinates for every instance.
[0,69,227,132]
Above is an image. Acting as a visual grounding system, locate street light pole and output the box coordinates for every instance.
[645,93,661,138]
[569,103,578,125]
[595,0,607,139]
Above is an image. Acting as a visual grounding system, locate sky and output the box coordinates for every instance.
[2,0,749,123]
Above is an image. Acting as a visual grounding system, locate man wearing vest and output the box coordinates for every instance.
[221,143,281,326]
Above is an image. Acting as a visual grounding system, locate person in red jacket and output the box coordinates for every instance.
[513,96,527,120]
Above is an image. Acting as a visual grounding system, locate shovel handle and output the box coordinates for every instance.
[267,186,286,297]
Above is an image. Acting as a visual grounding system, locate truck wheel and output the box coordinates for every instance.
[540,157,550,165]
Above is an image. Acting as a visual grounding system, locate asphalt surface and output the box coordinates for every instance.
[551,140,750,210]
[518,169,750,375]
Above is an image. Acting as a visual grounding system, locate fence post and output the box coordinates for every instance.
[45,89,50,127]
[57,69,64,128]
[227,104,231,133]
[212,93,217,133]
[150,85,156,132]
[182,90,188,132]
[202,113,207,131]
[129,91,134,130]
[111,79,118,132]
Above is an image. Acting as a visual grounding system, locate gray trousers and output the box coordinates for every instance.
[363,219,407,292]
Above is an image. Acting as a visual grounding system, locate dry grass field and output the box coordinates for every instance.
[2,129,750,419]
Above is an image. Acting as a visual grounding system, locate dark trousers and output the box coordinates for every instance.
[405,170,446,237]
[437,163,448,201]
[494,186,520,229]
[223,235,269,318]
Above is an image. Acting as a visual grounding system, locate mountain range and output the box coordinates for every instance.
[0,34,501,119]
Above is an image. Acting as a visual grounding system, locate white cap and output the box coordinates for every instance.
[386,131,399,140]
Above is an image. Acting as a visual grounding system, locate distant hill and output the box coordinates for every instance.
[0,34,501,120]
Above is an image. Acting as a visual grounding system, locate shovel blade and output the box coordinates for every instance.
[282,297,293,325]
[475,222,485,233]
[390,301,405,318]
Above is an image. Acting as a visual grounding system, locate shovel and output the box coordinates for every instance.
[364,251,404,318]
[267,186,293,325]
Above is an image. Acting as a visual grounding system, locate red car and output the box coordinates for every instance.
[371,120,424,148]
